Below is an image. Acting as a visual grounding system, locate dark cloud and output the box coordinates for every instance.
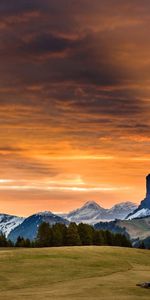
[18,33,77,56]
[0,0,41,16]
[12,159,57,176]
[0,0,150,159]
[0,146,24,153]
[0,0,150,216]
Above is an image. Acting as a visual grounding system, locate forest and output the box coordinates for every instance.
[0,222,132,248]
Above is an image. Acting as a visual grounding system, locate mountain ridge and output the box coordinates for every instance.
[65,200,137,224]
[0,213,24,237]
[126,174,150,220]
[8,211,69,242]
[94,215,150,248]
[0,201,137,238]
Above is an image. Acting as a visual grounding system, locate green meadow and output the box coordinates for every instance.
[0,246,150,299]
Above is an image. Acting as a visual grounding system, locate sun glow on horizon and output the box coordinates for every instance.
[33,154,115,161]
[0,177,131,193]
[0,0,150,215]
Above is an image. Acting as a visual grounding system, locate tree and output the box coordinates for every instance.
[114,233,132,247]
[7,239,14,247]
[78,223,94,245]
[15,236,24,247]
[93,230,104,246]
[23,238,31,247]
[15,237,31,247]
[36,222,52,247]
[139,241,145,249]
[0,233,8,247]
[66,223,81,246]
[103,230,114,246]
[52,224,67,247]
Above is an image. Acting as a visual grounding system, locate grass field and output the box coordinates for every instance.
[0,247,150,299]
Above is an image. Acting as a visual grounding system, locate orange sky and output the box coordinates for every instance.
[0,0,150,216]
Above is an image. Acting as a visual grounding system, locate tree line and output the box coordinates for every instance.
[0,222,132,248]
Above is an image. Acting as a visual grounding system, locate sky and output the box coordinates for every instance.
[0,0,150,216]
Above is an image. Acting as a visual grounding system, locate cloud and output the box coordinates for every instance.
[0,0,150,214]
[17,33,77,57]
[0,0,40,16]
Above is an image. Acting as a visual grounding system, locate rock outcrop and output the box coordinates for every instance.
[127,174,150,219]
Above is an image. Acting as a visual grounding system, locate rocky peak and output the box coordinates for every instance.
[146,174,150,197]
[126,174,150,219]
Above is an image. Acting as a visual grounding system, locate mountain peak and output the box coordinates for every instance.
[82,201,102,209]
[146,174,150,198]
[126,174,150,219]
[35,211,53,217]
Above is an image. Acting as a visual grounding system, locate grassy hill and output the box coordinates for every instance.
[0,246,150,299]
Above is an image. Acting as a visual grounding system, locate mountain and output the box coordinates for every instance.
[66,201,105,224]
[0,201,137,239]
[8,211,69,242]
[0,214,24,237]
[105,202,137,220]
[65,201,137,224]
[127,174,150,220]
[94,216,150,248]
[127,208,150,220]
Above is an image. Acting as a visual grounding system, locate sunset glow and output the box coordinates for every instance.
[0,1,150,216]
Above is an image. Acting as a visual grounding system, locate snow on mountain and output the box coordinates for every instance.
[126,174,150,220]
[66,201,137,224]
[67,201,105,224]
[126,208,150,220]
[8,211,69,242]
[36,211,53,217]
[0,214,24,237]
[106,202,138,220]
[0,201,137,239]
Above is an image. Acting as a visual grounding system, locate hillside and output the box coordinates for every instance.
[0,247,150,299]
[95,216,150,247]
[8,211,69,242]
[117,217,150,241]
[0,214,24,237]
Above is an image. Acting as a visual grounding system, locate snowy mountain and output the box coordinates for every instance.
[0,214,24,237]
[8,211,69,242]
[0,201,137,239]
[106,202,138,220]
[65,201,137,224]
[67,201,105,224]
[126,174,150,220]
[127,208,150,220]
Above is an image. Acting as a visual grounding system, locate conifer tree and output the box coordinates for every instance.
[0,233,8,247]
[139,241,145,249]
[15,236,24,247]
[52,223,67,246]
[78,223,94,245]
[36,222,52,247]
[104,230,114,246]
[66,223,81,246]
[93,230,104,246]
